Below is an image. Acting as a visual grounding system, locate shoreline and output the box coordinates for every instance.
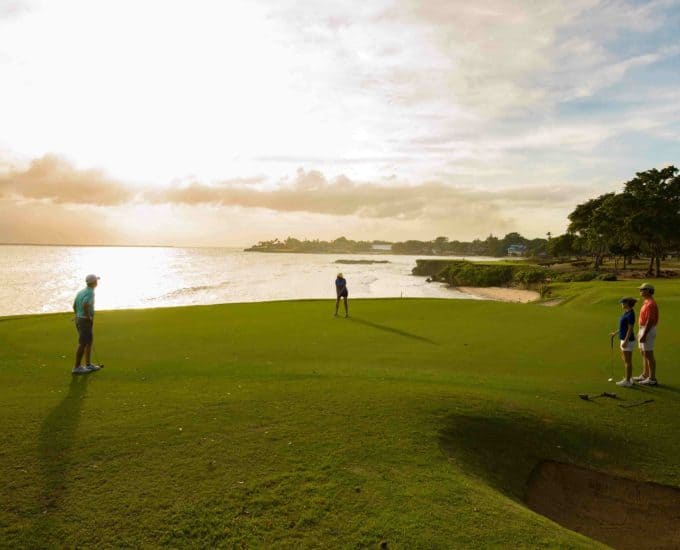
[457,286,540,303]
[0,292,538,319]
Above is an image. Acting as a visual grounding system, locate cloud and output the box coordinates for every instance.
[147,167,586,222]
[0,199,122,244]
[1,155,595,230]
[0,155,135,205]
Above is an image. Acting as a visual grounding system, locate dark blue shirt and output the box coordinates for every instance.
[335,277,347,296]
[618,309,635,340]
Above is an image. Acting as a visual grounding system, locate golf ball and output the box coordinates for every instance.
[608,378,614,382]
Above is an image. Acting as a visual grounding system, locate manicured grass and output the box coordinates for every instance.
[1,282,679,548]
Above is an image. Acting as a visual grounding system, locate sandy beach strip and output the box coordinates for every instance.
[457,286,540,303]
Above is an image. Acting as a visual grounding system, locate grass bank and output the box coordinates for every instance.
[1,281,679,547]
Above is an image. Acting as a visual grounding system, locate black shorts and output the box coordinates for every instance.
[75,318,93,345]
[338,290,348,299]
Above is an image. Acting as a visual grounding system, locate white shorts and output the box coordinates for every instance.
[620,339,636,352]
[638,326,656,352]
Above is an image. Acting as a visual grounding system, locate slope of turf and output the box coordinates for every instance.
[1,281,679,548]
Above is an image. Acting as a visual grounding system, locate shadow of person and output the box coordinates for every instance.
[349,317,437,345]
[35,375,89,536]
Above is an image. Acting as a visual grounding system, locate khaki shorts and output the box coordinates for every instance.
[638,325,656,352]
[620,339,635,352]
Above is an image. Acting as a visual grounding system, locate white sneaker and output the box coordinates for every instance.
[632,374,647,382]
[72,366,89,375]
[638,378,658,386]
[616,379,633,387]
[85,364,101,372]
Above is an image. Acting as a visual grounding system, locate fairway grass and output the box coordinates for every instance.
[1,281,679,548]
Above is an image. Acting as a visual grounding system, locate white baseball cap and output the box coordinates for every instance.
[85,274,100,284]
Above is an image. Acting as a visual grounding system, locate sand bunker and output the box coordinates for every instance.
[526,461,680,549]
[457,286,540,303]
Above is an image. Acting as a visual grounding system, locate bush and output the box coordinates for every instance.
[445,263,514,287]
[598,273,617,281]
[571,271,599,282]
[513,267,549,287]
[412,260,466,278]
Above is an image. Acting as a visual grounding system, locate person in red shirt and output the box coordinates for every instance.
[634,283,659,386]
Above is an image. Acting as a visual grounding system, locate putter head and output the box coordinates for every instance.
[578,393,590,401]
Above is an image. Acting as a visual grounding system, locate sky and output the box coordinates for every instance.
[0,0,678,246]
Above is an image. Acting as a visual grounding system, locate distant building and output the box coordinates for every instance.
[507,244,528,256]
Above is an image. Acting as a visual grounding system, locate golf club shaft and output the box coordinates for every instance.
[620,399,654,408]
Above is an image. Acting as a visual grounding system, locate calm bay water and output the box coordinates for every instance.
[0,245,494,317]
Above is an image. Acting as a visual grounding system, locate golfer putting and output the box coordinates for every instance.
[334,273,349,318]
[72,274,103,375]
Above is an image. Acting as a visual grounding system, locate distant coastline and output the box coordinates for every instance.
[244,233,549,257]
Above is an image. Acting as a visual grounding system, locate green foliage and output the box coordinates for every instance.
[412,259,466,277]
[565,165,679,275]
[513,267,549,287]
[246,236,375,253]
[573,271,599,282]
[557,271,599,282]
[391,239,434,254]
[546,233,577,258]
[597,273,617,281]
[248,233,550,258]
[443,263,515,287]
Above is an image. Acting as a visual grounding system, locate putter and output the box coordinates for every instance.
[619,399,654,409]
[578,391,617,401]
[608,334,615,381]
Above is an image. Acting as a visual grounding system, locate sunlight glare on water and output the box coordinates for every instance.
[0,246,489,316]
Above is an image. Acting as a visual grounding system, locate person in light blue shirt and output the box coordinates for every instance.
[334,273,349,318]
[72,274,101,374]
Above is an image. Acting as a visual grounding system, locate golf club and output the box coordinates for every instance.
[619,398,654,409]
[578,391,617,401]
[608,333,615,382]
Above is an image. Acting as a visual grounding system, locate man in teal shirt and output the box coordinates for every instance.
[72,274,101,374]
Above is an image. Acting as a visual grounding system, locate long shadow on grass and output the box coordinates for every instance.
[34,375,89,540]
[438,411,644,502]
[349,317,437,345]
[650,384,680,396]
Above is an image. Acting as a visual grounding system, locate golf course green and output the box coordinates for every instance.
[1,280,679,548]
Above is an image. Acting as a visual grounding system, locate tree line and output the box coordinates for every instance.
[246,233,548,257]
[550,166,679,276]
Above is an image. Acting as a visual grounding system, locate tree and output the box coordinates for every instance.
[596,192,637,271]
[433,236,449,255]
[567,193,616,268]
[546,233,577,258]
[483,234,501,256]
[623,166,680,276]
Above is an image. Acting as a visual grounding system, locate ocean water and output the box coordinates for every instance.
[0,245,493,317]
